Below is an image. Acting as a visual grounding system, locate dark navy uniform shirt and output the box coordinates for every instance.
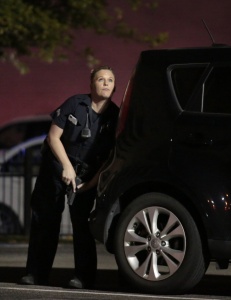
[49,94,119,172]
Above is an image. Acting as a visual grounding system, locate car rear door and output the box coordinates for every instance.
[168,62,231,238]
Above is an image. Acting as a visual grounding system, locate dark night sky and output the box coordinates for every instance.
[1,0,231,125]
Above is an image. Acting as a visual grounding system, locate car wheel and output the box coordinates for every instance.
[114,192,207,294]
[0,203,22,234]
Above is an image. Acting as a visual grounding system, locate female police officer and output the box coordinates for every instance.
[21,66,119,289]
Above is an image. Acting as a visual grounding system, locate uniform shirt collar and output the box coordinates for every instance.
[77,94,92,107]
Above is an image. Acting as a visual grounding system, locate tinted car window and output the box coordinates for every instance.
[1,145,42,175]
[170,65,207,109]
[203,65,231,114]
[0,120,50,149]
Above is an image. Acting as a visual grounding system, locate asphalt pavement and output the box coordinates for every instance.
[1,238,231,299]
[0,237,119,290]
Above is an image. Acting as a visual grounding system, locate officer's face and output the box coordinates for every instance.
[91,69,115,101]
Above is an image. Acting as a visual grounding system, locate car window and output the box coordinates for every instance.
[0,145,42,175]
[169,65,207,110]
[0,124,26,149]
[202,65,231,114]
[0,120,50,149]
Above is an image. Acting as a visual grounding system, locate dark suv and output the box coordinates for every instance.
[90,46,231,294]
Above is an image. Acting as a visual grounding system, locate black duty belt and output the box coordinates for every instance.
[67,154,89,179]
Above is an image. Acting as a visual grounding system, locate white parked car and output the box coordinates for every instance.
[0,115,72,235]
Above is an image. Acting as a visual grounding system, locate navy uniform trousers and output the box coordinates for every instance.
[25,153,97,286]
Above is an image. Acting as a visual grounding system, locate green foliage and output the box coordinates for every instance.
[128,0,159,10]
[0,0,168,73]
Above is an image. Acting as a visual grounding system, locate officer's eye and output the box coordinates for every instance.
[97,77,114,84]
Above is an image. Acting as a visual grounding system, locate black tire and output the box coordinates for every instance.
[114,193,207,294]
[0,203,22,234]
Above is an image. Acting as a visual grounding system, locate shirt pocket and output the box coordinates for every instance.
[63,115,82,142]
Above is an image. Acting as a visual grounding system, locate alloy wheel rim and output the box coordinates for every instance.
[124,206,186,281]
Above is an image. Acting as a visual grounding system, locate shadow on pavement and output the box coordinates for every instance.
[0,267,119,291]
[1,266,231,296]
[191,274,231,296]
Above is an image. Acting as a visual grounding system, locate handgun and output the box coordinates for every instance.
[66,176,82,205]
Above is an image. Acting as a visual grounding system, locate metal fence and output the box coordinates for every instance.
[0,149,72,235]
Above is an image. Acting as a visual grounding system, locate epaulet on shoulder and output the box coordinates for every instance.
[109,101,120,116]
[111,100,119,109]
[67,94,90,104]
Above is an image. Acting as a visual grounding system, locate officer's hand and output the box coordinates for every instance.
[77,182,84,190]
[77,182,93,193]
[71,178,77,192]
[62,167,76,191]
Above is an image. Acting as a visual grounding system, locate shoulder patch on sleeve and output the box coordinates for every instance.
[56,108,61,117]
